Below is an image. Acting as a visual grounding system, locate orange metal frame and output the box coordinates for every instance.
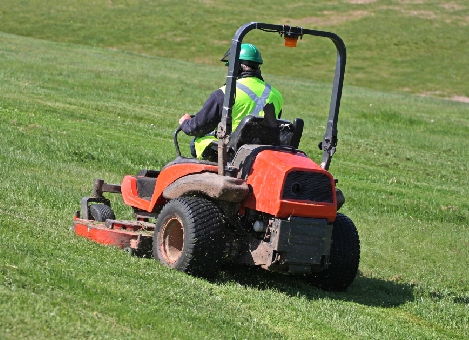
[121,163,218,212]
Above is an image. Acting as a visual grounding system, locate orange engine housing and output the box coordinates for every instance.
[241,150,337,223]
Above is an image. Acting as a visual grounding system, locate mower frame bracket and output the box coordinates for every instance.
[80,179,122,219]
[80,196,111,220]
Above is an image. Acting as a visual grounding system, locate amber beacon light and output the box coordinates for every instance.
[280,25,303,47]
[284,36,298,47]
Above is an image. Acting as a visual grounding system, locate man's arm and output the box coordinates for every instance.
[179,89,224,137]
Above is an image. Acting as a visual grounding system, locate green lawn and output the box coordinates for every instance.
[1,1,469,339]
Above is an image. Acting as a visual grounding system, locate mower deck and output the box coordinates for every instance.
[73,214,154,255]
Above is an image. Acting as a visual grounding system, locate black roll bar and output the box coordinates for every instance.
[216,22,346,174]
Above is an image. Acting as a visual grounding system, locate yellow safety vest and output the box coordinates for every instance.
[194,77,283,158]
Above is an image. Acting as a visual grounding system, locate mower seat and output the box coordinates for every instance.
[226,104,304,156]
[161,156,217,170]
[206,103,304,161]
[227,103,280,157]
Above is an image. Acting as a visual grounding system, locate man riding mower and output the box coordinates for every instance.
[178,43,283,162]
[73,22,360,292]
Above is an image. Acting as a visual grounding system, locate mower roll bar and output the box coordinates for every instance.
[216,22,346,175]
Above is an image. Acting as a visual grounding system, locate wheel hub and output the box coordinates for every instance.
[160,215,184,264]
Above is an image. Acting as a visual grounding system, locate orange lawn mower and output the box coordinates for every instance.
[73,22,360,291]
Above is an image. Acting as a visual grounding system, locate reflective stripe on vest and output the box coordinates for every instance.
[236,82,272,117]
[194,78,281,159]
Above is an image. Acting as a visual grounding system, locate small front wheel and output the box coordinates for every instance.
[153,196,225,278]
[88,204,115,222]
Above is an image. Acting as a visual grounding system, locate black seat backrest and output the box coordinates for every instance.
[278,118,304,149]
[291,118,304,149]
[227,103,280,156]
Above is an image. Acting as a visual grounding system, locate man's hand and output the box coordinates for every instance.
[178,114,191,125]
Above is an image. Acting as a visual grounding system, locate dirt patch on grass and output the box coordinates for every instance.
[283,10,371,27]
[450,96,469,103]
[420,91,445,97]
[398,0,424,4]
[344,0,376,3]
[419,91,469,103]
[383,3,468,25]
[402,10,438,19]
[440,3,465,11]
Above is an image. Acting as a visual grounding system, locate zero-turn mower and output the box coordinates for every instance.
[73,22,360,291]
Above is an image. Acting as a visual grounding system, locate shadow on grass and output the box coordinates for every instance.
[214,264,414,308]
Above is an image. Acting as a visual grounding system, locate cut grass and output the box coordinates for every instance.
[0,27,468,340]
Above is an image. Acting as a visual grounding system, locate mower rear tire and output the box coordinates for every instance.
[306,212,360,291]
[89,204,115,222]
[153,196,225,278]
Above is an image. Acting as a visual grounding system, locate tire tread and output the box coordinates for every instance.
[153,196,225,278]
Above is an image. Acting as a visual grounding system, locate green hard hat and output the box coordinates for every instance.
[239,43,263,64]
[221,43,263,66]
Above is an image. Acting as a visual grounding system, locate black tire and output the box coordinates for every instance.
[88,204,115,222]
[307,213,360,291]
[153,196,225,278]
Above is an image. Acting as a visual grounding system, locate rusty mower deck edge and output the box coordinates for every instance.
[73,215,154,255]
